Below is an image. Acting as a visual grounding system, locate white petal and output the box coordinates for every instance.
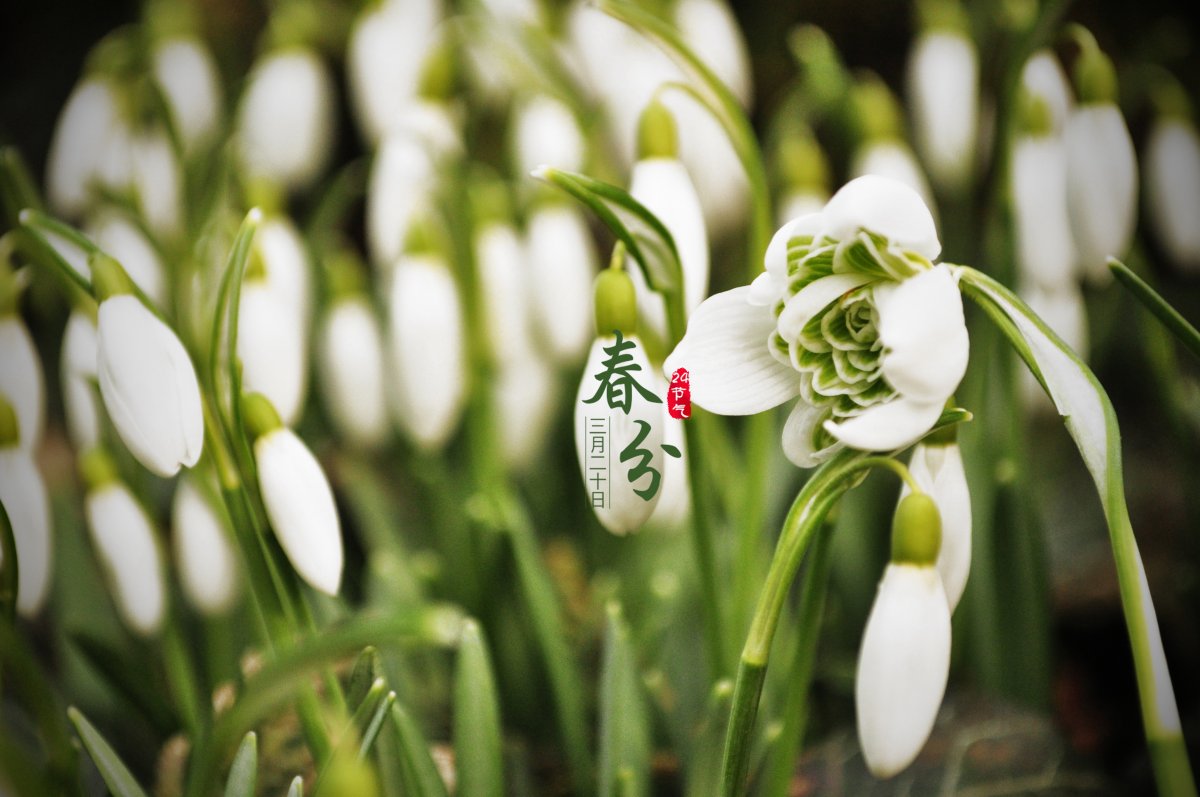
[856,563,951,777]
[512,95,585,176]
[674,0,751,106]
[0,450,53,616]
[85,484,166,635]
[238,283,307,427]
[746,271,782,307]
[1145,119,1200,272]
[776,273,873,343]
[1012,135,1076,289]
[387,256,467,450]
[902,444,971,610]
[575,335,664,534]
[258,216,314,329]
[824,396,944,453]
[526,205,597,363]
[476,222,533,363]
[780,399,830,468]
[850,142,938,223]
[255,428,343,595]
[87,213,168,307]
[367,134,436,268]
[172,476,240,614]
[61,312,101,450]
[97,296,204,477]
[45,79,120,217]
[764,213,824,283]
[821,174,941,260]
[876,266,968,403]
[648,399,690,528]
[663,287,798,415]
[0,318,45,452]
[907,33,978,190]
[318,297,389,448]
[153,37,222,151]
[131,130,183,238]
[1066,105,1137,283]
[495,352,557,472]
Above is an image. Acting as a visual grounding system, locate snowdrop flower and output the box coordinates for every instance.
[236,47,335,191]
[850,74,937,215]
[1145,111,1200,273]
[627,100,710,344]
[387,250,467,450]
[238,275,307,428]
[906,0,978,190]
[856,492,950,777]
[0,397,52,617]
[45,77,123,217]
[346,0,442,144]
[152,36,223,152]
[1065,44,1136,284]
[511,94,585,177]
[257,215,314,331]
[318,292,389,449]
[674,0,752,104]
[81,449,167,635]
[899,438,970,609]
[525,202,597,364]
[0,310,45,453]
[666,175,968,466]
[130,129,183,240]
[1020,50,1073,134]
[575,266,669,534]
[495,352,557,472]
[1011,93,1076,290]
[92,254,203,477]
[172,475,240,614]
[61,309,101,450]
[475,213,534,365]
[245,393,343,596]
[86,212,168,307]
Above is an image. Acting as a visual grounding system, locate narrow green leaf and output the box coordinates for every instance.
[453,620,504,797]
[0,146,44,227]
[531,166,682,296]
[288,775,304,797]
[358,691,396,761]
[0,500,18,623]
[390,700,451,797]
[1109,258,1200,360]
[71,632,175,732]
[685,680,734,797]
[224,732,257,797]
[347,646,384,710]
[598,603,651,797]
[68,706,150,797]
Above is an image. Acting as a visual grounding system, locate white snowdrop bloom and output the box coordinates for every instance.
[318,296,389,448]
[94,259,203,477]
[86,213,167,307]
[777,189,826,228]
[494,352,557,472]
[1066,105,1137,283]
[476,222,533,364]
[526,204,597,364]
[575,332,665,535]
[0,438,53,617]
[346,0,442,144]
[172,476,239,614]
[152,37,222,152]
[237,281,307,427]
[367,133,439,269]
[60,310,101,451]
[45,78,122,217]
[674,0,752,105]
[856,562,951,777]
[257,216,314,329]
[1145,117,1200,272]
[85,480,167,636]
[1011,134,1076,289]
[96,115,136,195]
[907,32,978,190]
[1020,50,1073,134]
[0,316,45,453]
[512,95,585,176]
[387,255,467,450]
[852,141,937,219]
[247,395,343,595]
[131,130,183,239]
[666,175,968,465]
[900,443,971,610]
[236,48,335,191]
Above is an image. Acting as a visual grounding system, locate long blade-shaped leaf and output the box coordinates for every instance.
[68,707,150,797]
[0,500,17,623]
[1109,258,1200,360]
[959,266,1196,797]
[358,690,396,761]
[390,700,451,797]
[288,775,304,797]
[454,620,504,797]
[598,603,651,797]
[224,732,257,797]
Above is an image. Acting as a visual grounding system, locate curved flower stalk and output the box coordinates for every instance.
[850,74,936,216]
[387,250,467,450]
[152,36,223,153]
[81,449,167,636]
[666,175,968,465]
[1064,38,1136,285]
[1011,92,1077,290]
[0,313,45,454]
[511,94,586,178]
[45,76,124,218]
[172,475,240,615]
[905,0,978,191]
[525,201,597,364]
[236,47,335,192]
[318,293,390,449]
[346,0,443,144]
[627,99,709,345]
[86,212,168,308]
[244,393,343,596]
[93,254,203,478]
[61,309,101,450]
[1144,104,1200,273]
[898,439,971,610]
[0,397,52,617]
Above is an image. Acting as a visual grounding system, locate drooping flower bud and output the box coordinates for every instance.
[61,309,101,451]
[244,392,343,596]
[1144,109,1200,273]
[525,201,597,364]
[0,308,45,454]
[86,212,168,307]
[172,475,240,615]
[511,95,585,177]
[152,36,223,153]
[1011,92,1077,290]
[899,441,971,609]
[45,77,124,218]
[0,396,53,617]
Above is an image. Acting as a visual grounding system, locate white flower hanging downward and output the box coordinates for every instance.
[0,396,53,617]
[665,175,968,466]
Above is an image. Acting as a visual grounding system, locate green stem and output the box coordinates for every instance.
[683,419,728,678]
[0,500,18,624]
[161,619,205,739]
[1109,258,1200,360]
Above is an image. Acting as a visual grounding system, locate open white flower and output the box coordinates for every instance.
[0,401,53,617]
[665,175,968,466]
[0,315,45,453]
[172,475,240,615]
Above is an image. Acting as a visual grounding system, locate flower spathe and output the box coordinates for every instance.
[96,294,204,477]
[855,562,951,777]
[665,175,968,466]
[85,481,167,636]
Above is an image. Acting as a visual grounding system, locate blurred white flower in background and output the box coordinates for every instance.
[0,313,45,454]
[512,94,585,176]
[0,397,53,618]
[525,202,597,364]
[318,295,390,449]
[46,77,123,218]
[60,310,101,451]
[152,36,223,152]
[1144,109,1200,273]
[86,212,168,307]
[172,475,240,615]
